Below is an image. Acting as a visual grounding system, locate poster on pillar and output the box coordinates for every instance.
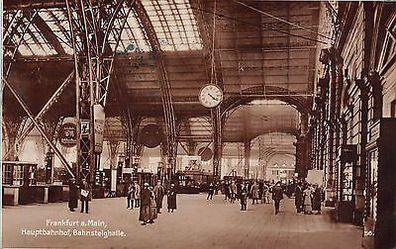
[93,104,105,154]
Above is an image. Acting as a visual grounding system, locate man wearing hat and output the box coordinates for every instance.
[68,178,78,212]
[167,183,177,212]
[153,180,166,213]
[139,183,151,225]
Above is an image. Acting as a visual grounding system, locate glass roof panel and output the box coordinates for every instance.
[142,0,202,51]
[13,1,202,57]
[110,8,151,53]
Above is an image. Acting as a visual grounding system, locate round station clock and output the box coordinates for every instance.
[199,84,223,108]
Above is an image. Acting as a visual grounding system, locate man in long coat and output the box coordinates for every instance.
[294,183,303,213]
[68,178,78,212]
[250,181,260,205]
[139,183,151,225]
[230,181,238,203]
[134,181,141,208]
[153,180,166,213]
[80,179,91,214]
[167,183,177,212]
[271,181,284,215]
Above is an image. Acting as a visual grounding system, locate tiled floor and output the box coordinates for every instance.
[2,194,362,249]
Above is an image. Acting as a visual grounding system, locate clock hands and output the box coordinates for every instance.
[208,93,219,101]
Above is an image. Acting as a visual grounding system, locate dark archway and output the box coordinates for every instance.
[221,85,312,118]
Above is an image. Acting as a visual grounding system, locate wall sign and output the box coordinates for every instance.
[58,118,77,147]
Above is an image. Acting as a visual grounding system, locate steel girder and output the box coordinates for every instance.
[3,79,75,177]
[65,0,132,183]
[2,10,75,176]
[32,14,66,55]
[176,118,198,156]
[3,9,38,79]
[113,73,135,168]
[133,1,178,174]
[12,71,75,154]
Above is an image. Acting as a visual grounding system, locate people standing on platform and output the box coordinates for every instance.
[80,179,91,214]
[250,181,260,205]
[294,182,303,213]
[312,184,322,214]
[134,181,141,208]
[240,182,248,211]
[207,182,214,200]
[153,180,166,213]
[126,182,135,209]
[270,181,284,215]
[68,178,78,212]
[303,185,314,215]
[139,183,151,225]
[230,181,238,203]
[167,183,177,212]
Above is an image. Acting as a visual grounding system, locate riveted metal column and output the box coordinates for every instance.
[295,112,310,179]
[258,136,266,180]
[244,139,251,179]
[212,108,222,179]
[66,0,131,185]
[134,1,177,182]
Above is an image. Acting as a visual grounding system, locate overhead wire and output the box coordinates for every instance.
[233,0,332,41]
[189,5,328,45]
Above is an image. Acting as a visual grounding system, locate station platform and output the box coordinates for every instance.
[2,194,362,249]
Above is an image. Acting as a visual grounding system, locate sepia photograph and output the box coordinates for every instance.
[1,0,396,248]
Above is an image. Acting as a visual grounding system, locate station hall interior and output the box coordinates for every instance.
[2,1,396,249]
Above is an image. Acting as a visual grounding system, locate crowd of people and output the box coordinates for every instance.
[125,180,177,225]
[68,176,323,223]
[219,180,274,210]
[211,179,323,215]
[68,178,178,226]
[294,181,323,215]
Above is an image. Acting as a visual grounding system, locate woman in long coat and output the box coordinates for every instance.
[312,185,322,214]
[167,184,177,212]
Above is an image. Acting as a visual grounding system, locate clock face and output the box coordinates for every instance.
[199,84,223,108]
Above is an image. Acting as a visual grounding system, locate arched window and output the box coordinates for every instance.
[378,14,396,72]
